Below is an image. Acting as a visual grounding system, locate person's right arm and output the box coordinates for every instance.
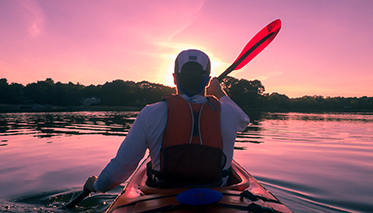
[206,77,227,99]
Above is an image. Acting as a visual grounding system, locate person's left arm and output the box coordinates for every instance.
[84,109,149,193]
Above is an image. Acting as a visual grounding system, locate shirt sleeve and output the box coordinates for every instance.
[93,108,149,193]
[219,96,250,131]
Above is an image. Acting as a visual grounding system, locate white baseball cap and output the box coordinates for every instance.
[174,49,210,75]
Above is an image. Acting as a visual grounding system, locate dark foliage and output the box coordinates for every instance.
[0,78,175,107]
[1,77,372,111]
[221,76,265,109]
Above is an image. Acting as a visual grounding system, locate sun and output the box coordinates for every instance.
[154,54,177,87]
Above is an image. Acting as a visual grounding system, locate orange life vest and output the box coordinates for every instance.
[152,94,226,188]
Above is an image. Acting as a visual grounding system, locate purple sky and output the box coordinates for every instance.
[1,0,372,97]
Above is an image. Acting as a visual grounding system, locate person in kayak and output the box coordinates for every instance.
[84,49,250,192]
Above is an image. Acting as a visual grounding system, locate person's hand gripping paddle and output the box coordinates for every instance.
[217,19,281,81]
[64,19,282,210]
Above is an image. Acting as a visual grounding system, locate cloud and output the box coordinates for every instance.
[19,0,46,38]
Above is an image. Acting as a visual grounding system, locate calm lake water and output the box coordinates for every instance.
[0,111,372,212]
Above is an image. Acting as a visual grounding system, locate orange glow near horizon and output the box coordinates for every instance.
[1,1,373,98]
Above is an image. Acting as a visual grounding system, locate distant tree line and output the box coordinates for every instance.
[220,76,372,111]
[1,77,372,111]
[265,93,373,111]
[0,78,175,107]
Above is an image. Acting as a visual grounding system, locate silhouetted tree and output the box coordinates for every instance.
[221,76,265,109]
[267,92,290,110]
[0,78,25,104]
[99,80,136,106]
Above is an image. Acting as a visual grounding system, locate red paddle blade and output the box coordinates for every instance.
[233,19,281,70]
[217,19,281,81]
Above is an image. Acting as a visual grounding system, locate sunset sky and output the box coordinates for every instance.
[1,0,372,98]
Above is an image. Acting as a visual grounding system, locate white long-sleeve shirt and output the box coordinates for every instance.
[94,94,250,192]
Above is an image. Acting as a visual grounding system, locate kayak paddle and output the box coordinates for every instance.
[217,19,281,82]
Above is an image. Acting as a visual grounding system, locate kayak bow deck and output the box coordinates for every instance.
[106,156,292,213]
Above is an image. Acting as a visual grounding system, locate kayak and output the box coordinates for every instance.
[105,156,292,213]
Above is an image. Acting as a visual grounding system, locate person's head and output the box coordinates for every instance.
[173,49,211,96]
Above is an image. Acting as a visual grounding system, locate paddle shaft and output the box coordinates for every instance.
[217,32,275,82]
[64,188,91,210]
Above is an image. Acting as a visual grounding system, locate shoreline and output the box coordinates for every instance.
[1,104,372,114]
[0,104,144,113]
